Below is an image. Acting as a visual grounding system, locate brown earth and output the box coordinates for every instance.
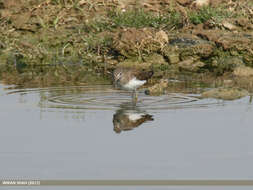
[0,0,253,91]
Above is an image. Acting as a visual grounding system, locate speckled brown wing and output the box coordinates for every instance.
[134,70,154,81]
[131,114,154,127]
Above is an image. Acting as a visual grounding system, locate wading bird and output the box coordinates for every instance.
[113,67,153,102]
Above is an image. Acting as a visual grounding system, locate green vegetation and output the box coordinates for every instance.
[189,6,233,25]
[0,0,253,87]
[82,34,113,54]
[83,9,182,34]
[108,9,182,29]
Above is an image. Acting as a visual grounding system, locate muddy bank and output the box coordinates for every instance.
[0,0,253,93]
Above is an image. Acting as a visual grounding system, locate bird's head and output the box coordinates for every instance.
[113,69,123,82]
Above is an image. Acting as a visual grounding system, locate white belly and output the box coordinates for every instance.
[126,113,143,121]
[123,77,146,90]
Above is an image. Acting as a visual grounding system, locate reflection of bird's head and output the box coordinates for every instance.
[113,122,122,134]
[113,114,122,133]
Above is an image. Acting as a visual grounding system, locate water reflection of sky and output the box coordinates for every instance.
[0,84,253,181]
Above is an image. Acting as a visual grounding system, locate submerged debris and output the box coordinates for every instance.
[233,66,253,77]
[145,79,169,96]
[178,58,204,72]
[201,87,249,100]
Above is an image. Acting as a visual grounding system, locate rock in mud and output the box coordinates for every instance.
[192,0,210,8]
[211,57,244,75]
[177,0,225,7]
[222,21,237,31]
[145,79,169,96]
[178,58,204,71]
[209,0,228,7]
[201,87,249,100]
[163,34,215,63]
[233,66,253,77]
[176,0,193,6]
[11,12,31,30]
[195,30,253,64]
[154,30,169,46]
[144,53,167,65]
[117,60,152,69]
[235,18,253,30]
[117,53,167,69]
[1,0,23,10]
[167,53,180,64]
[113,28,168,58]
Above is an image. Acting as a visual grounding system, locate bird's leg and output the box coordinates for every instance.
[132,89,138,104]
[135,90,138,102]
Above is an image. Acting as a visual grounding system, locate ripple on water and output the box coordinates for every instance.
[5,85,221,111]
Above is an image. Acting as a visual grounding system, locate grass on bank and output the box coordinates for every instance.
[188,6,236,25]
[84,5,237,35]
[0,1,245,78]
[83,9,183,33]
[82,6,234,56]
[108,9,182,29]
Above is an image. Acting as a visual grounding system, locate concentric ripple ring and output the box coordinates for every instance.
[5,85,221,111]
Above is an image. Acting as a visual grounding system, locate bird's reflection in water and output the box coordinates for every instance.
[113,102,154,133]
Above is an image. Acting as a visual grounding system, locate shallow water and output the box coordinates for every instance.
[1,82,253,186]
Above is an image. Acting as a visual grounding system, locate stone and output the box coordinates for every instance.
[201,87,249,100]
[176,0,193,6]
[192,0,210,8]
[210,57,244,75]
[235,18,250,28]
[11,12,31,29]
[117,53,167,69]
[167,35,215,59]
[178,58,205,71]
[209,0,227,7]
[168,53,180,64]
[145,79,169,95]
[117,60,152,69]
[222,21,237,31]
[144,53,167,65]
[154,30,168,46]
[113,28,168,58]
[113,28,154,58]
[196,30,253,51]
[195,30,253,64]
[233,66,253,77]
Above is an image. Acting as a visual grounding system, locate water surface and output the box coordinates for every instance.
[0,83,253,183]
